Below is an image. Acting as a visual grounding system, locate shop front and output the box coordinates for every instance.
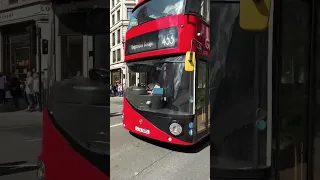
[0,3,52,81]
[110,68,121,85]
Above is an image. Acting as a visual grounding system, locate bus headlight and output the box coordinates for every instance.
[37,159,45,180]
[169,123,182,136]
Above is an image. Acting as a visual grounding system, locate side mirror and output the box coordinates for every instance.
[185,51,196,72]
[239,0,271,31]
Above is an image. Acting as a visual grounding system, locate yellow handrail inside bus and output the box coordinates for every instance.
[239,0,271,31]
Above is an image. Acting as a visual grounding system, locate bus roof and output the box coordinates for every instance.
[133,0,148,12]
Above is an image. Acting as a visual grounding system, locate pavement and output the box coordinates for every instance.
[110,97,210,180]
[0,111,42,179]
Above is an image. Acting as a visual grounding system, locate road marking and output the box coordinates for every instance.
[0,164,37,168]
[110,123,122,128]
[0,125,38,131]
[26,138,42,142]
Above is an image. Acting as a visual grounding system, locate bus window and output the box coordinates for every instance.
[185,0,210,22]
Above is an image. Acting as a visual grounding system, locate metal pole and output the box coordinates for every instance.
[36,27,43,112]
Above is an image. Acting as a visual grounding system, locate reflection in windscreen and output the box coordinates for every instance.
[210,2,269,169]
[126,55,194,115]
[128,0,185,29]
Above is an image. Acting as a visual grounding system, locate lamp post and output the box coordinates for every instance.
[36,26,42,112]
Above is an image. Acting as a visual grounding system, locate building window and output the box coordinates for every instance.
[112,33,115,46]
[8,0,18,4]
[112,14,115,25]
[127,8,133,20]
[112,0,114,7]
[117,49,121,62]
[117,29,121,44]
[117,10,120,22]
[113,51,116,63]
[117,0,120,3]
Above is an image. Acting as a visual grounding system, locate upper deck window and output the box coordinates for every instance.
[186,0,210,23]
[128,0,185,30]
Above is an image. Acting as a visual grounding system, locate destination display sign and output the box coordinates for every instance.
[125,27,178,55]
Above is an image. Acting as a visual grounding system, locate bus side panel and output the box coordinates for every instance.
[122,98,194,145]
[39,108,108,180]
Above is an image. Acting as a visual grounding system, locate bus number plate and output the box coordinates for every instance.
[135,126,150,135]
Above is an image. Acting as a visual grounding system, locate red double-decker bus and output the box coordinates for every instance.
[122,0,210,145]
[37,0,109,179]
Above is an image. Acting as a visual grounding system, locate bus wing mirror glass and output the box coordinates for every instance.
[239,0,271,31]
[185,51,195,72]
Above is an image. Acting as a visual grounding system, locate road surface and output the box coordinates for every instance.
[110,97,210,180]
[0,111,42,179]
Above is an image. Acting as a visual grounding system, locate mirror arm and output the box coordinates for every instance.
[188,38,202,62]
[190,38,202,52]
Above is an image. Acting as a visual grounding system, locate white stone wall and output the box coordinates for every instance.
[110,0,138,86]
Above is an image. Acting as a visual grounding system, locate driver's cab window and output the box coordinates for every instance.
[186,0,210,22]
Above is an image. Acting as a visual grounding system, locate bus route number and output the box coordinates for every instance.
[161,33,175,47]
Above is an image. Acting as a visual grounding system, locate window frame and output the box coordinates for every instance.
[116,49,121,62]
[117,29,121,44]
[117,10,120,22]
[112,51,116,63]
[127,8,133,20]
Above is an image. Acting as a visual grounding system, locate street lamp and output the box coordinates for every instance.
[36,26,43,112]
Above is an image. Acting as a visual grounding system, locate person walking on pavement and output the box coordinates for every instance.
[0,72,6,105]
[10,72,21,109]
[25,71,35,111]
[33,72,40,110]
[117,83,123,97]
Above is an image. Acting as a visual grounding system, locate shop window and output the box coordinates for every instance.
[4,33,35,81]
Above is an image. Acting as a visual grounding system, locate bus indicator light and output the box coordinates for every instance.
[188,122,193,129]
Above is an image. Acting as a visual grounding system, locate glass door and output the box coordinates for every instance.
[275,0,311,180]
[313,1,320,180]
[196,60,209,138]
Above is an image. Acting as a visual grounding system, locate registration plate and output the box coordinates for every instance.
[135,126,150,135]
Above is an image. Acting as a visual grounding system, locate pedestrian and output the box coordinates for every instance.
[33,72,40,110]
[25,71,35,111]
[4,73,12,104]
[41,71,48,104]
[10,72,21,109]
[110,84,114,96]
[0,72,5,105]
[113,83,117,96]
[118,83,123,97]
